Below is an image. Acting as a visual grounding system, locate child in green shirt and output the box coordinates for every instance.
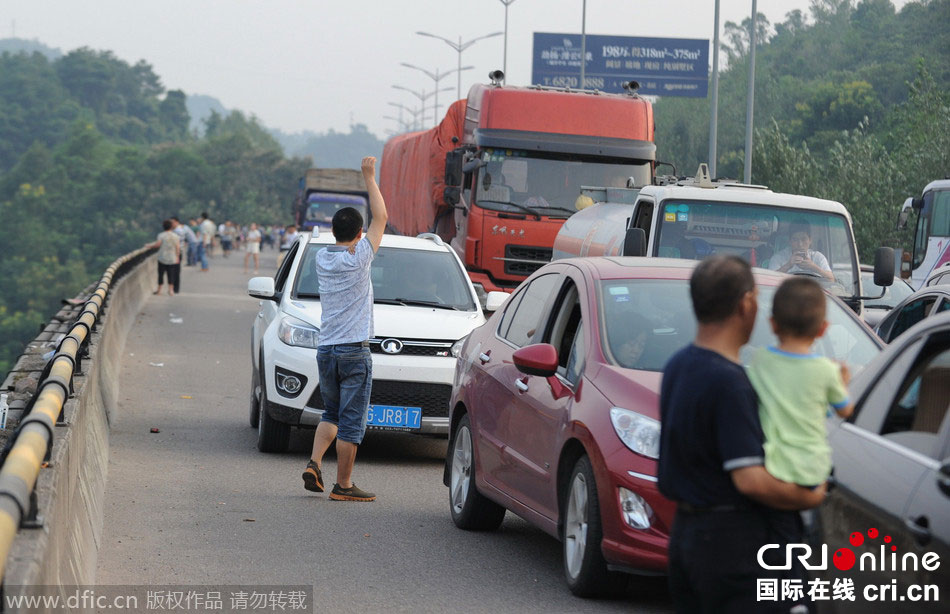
[748,277,854,487]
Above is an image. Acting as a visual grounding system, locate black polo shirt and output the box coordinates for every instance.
[658,344,765,507]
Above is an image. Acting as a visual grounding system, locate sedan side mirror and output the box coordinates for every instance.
[248,276,277,301]
[484,291,509,312]
[938,460,950,498]
[513,343,559,378]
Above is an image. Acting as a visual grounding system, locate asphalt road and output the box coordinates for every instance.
[95,244,672,614]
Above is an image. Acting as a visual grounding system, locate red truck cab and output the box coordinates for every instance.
[381,78,654,299]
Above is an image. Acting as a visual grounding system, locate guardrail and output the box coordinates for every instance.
[0,245,155,580]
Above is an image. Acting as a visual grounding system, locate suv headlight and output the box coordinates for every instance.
[610,407,660,459]
[451,337,466,358]
[278,316,320,349]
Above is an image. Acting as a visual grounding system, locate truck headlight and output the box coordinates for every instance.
[610,407,660,459]
[278,316,320,349]
[451,337,466,357]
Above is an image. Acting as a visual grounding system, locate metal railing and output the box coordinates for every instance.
[0,245,154,579]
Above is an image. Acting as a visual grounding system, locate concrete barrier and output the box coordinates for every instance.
[1,254,155,592]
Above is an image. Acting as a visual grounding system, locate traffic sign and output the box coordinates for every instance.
[532,33,709,97]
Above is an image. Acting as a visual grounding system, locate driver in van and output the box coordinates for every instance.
[769,222,834,281]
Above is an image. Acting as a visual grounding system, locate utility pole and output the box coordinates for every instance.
[743,0,757,184]
[708,0,721,179]
[499,1,516,79]
[580,0,587,89]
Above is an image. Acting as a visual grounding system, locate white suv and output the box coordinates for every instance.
[247,232,488,452]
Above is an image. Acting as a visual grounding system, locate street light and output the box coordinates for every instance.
[416,30,503,100]
[384,115,412,133]
[400,62,473,125]
[498,0,516,79]
[389,101,427,131]
[392,85,453,128]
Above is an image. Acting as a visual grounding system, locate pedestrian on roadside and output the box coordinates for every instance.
[244,222,262,274]
[302,156,387,502]
[199,212,216,263]
[658,255,826,613]
[197,212,215,271]
[172,216,198,268]
[277,224,299,268]
[187,218,200,265]
[145,219,180,296]
[221,220,235,257]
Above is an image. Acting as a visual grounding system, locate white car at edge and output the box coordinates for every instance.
[247,231,494,452]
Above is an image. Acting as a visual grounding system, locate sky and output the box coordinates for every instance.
[6,0,913,137]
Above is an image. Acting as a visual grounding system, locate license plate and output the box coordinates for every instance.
[367,405,422,430]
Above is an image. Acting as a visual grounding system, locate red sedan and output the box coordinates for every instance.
[443,257,882,597]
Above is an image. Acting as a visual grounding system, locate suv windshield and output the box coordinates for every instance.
[294,244,477,312]
[475,148,651,219]
[600,280,880,373]
[655,201,858,297]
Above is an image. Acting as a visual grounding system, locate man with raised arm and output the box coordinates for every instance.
[301,157,387,502]
[658,255,826,613]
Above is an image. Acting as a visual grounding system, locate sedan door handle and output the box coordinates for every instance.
[479,352,491,364]
[904,516,932,545]
[514,378,529,393]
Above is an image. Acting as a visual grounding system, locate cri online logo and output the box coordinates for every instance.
[757,527,941,572]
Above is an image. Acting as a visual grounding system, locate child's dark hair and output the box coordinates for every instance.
[332,207,364,242]
[772,277,826,337]
[162,219,173,231]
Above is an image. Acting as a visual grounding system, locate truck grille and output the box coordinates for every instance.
[307,380,452,418]
[503,245,552,276]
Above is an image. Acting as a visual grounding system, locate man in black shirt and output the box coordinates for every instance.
[658,255,826,613]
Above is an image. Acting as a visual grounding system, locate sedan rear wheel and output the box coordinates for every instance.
[563,454,618,596]
[449,414,505,531]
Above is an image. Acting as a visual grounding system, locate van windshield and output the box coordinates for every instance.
[475,148,651,219]
[654,201,859,297]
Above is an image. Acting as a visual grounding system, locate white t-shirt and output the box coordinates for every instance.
[769,248,831,274]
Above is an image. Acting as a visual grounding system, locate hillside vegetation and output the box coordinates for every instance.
[655,0,950,259]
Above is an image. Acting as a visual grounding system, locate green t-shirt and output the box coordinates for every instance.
[747,347,849,485]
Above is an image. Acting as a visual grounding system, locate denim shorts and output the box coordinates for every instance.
[316,344,372,444]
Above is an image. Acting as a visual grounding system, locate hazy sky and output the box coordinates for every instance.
[6,1,913,137]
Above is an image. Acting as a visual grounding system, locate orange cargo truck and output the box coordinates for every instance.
[380,74,655,299]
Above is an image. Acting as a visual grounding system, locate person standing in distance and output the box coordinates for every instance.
[658,255,826,613]
[302,156,386,502]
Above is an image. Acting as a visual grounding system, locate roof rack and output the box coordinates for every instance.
[416,233,445,246]
[655,164,769,190]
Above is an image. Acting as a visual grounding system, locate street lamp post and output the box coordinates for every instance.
[400,62,474,126]
[416,30,503,100]
[392,85,453,128]
[498,0,516,78]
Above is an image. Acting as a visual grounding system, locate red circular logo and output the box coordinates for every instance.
[849,532,864,547]
[833,547,856,571]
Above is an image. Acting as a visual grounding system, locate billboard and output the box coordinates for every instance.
[532,33,709,97]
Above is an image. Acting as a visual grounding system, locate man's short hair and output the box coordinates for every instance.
[690,255,755,324]
[772,277,826,337]
[332,207,363,242]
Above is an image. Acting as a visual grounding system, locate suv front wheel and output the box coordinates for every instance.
[257,366,290,453]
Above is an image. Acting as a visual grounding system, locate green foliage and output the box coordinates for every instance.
[656,0,950,260]
[0,48,312,377]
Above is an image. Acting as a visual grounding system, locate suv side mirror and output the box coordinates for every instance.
[938,460,950,498]
[513,344,559,377]
[622,227,647,257]
[873,247,895,287]
[484,291,509,312]
[248,277,278,301]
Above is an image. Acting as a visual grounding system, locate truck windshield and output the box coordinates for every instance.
[305,192,368,229]
[474,149,651,219]
[654,201,859,297]
[912,188,950,270]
